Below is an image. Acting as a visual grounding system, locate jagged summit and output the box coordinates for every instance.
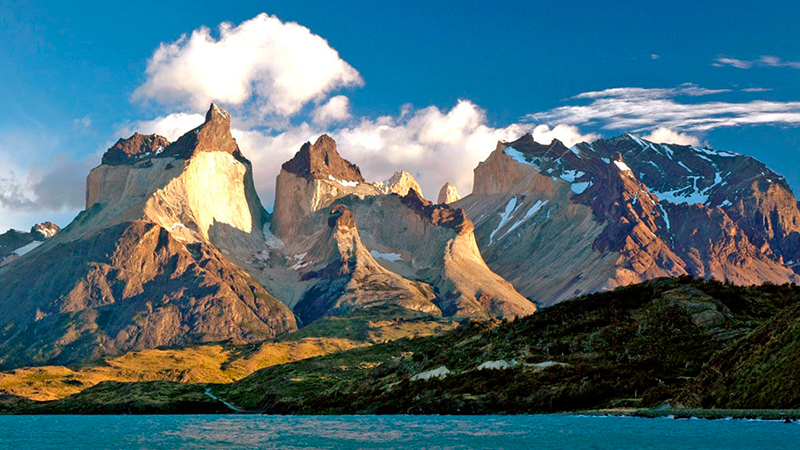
[400,189,471,233]
[375,171,424,198]
[437,182,461,204]
[0,104,294,368]
[100,104,241,166]
[460,131,800,306]
[159,103,242,160]
[102,133,171,165]
[282,134,365,183]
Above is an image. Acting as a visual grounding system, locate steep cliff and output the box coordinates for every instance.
[263,135,536,321]
[0,104,296,368]
[459,133,799,305]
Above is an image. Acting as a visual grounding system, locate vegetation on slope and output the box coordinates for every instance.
[215,277,799,414]
[6,277,800,414]
[0,305,454,403]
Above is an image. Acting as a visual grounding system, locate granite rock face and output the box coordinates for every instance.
[437,183,461,204]
[458,133,800,306]
[0,104,296,368]
[266,135,536,321]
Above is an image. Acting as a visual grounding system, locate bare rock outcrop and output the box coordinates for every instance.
[458,133,799,306]
[376,171,424,198]
[265,136,536,321]
[0,104,296,368]
[293,204,439,324]
[437,182,461,204]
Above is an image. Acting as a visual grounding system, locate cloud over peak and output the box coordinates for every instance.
[132,13,363,117]
[641,127,701,146]
[528,84,800,133]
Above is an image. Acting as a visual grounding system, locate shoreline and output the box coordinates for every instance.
[575,408,800,422]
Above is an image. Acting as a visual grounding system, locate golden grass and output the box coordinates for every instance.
[0,337,364,401]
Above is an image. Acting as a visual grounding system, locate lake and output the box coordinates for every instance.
[0,414,796,449]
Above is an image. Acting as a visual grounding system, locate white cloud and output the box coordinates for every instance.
[312,95,352,125]
[232,122,322,208]
[650,54,660,60]
[530,124,600,148]
[641,127,701,146]
[0,130,89,225]
[713,55,800,69]
[132,13,363,117]
[0,155,90,215]
[122,113,205,141]
[331,101,596,200]
[528,84,800,132]
[132,101,595,207]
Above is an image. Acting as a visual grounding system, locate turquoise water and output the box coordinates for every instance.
[0,415,797,449]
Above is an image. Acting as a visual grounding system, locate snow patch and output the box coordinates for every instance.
[652,172,726,206]
[658,203,671,229]
[570,182,592,194]
[328,174,359,187]
[410,366,450,381]
[489,196,518,245]
[262,224,285,249]
[503,200,549,236]
[504,146,535,167]
[13,241,41,256]
[661,144,674,160]
[692,146,738,158]
[613,160,632,172]
[212,104,229,119]
[370,250,403,262]
[627,134,647,148]
[289,252,309,271]
[559,170,585,183]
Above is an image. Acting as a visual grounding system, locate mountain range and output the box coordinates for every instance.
[0,104,798,369]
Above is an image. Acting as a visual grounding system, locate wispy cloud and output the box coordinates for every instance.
[526,83,800,133]
[713,55,800,69]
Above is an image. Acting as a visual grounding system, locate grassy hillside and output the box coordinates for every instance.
[0,306,455,403]
[213,277,800,414]
[6,277,800,414]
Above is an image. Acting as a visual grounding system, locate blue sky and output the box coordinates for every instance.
[1,0,799,232]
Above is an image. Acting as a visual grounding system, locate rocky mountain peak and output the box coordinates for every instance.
[400,189,471,232]
[206,102,231,124]
[102,133,171,165]
[375,171,423,197]
[31,222,60,240]
[159,103,241,160]
[437,183,461,204]
[282,134,365,184]
[508,134,568,157]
